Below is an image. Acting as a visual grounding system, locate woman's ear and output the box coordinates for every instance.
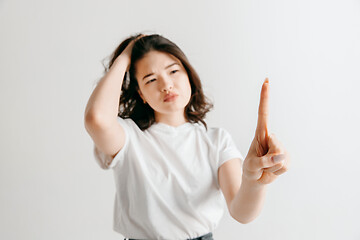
[138,89,146,104]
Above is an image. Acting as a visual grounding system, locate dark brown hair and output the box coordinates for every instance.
[102,33,213,130]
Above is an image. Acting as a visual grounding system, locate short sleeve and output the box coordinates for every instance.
[218,128,244,168]
[93,117,130,170]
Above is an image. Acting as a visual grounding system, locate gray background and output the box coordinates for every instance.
[1,0,359,239]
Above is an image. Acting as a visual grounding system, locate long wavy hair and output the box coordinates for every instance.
[102,33,213,130]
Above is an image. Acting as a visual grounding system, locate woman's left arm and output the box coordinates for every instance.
[219,78,291,224]
[228,137,290,224]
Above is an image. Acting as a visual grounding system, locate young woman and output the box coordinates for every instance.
[84,33,290,240]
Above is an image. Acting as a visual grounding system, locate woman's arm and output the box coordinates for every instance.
[228,141,288,223]
[219,157,268,224]
[84,56,129,125]
[83,56,130,159]
[222,79,290,224]
[229,175,267,224]
[84,35,144,124]
[83,38,139,159]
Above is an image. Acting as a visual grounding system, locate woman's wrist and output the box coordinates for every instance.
[241,173,266,189]
[109,56,130,74]
[113,55,130,69]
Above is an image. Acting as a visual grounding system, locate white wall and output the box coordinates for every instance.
[1,0,359,239]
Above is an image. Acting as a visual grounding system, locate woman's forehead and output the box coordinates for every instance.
[136,51,182,70]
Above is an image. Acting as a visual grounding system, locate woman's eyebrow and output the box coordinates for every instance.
[142,63,179,81]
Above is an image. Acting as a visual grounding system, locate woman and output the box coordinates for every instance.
[84,33,290,240]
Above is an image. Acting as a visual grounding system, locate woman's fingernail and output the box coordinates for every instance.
[272,154,285,163]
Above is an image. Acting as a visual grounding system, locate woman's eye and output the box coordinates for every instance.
[146,79,156,84]
[171,70,178,74]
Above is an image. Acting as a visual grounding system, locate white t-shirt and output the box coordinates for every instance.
[94,116,244,240]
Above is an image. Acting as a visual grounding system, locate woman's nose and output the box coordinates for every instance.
[159,75,173,92]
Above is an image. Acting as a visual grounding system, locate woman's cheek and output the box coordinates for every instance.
[184,80,192,102]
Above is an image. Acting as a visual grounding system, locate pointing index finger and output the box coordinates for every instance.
[256,78,270,135]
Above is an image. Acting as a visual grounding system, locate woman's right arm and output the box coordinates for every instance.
[83,55,130,159]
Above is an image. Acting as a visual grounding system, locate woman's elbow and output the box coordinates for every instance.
[230,211,257,224]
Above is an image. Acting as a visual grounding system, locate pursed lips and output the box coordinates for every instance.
[164,93,178,102]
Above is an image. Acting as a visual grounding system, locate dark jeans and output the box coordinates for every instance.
[124,232,214,240]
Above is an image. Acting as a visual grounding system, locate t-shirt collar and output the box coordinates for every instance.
[149,121,193,134]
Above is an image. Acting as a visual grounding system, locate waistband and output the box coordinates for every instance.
[187,232,212,240]
[125,232,213,240]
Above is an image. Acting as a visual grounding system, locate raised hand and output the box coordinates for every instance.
[242,78,290,185]
[114,34,147,71]
[121,34,146,60]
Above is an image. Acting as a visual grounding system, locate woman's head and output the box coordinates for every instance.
[105,33,213,130]
[134,50,192,126]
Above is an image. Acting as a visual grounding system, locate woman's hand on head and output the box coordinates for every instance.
[242,78,291,185]
[116,34,147,70]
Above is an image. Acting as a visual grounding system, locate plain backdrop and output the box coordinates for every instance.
[1,0,359,239]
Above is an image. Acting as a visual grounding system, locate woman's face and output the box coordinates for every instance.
[135,50,192,121]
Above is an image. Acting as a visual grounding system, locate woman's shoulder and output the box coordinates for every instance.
[115,116,143,135]
[117,116,135,125]
[194,122,232,140]
[116,116,134,127]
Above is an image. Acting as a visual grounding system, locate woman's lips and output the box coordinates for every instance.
[164,93,178,102]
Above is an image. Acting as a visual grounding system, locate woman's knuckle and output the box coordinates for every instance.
[259,156,269,168]
[276,161,284,168]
